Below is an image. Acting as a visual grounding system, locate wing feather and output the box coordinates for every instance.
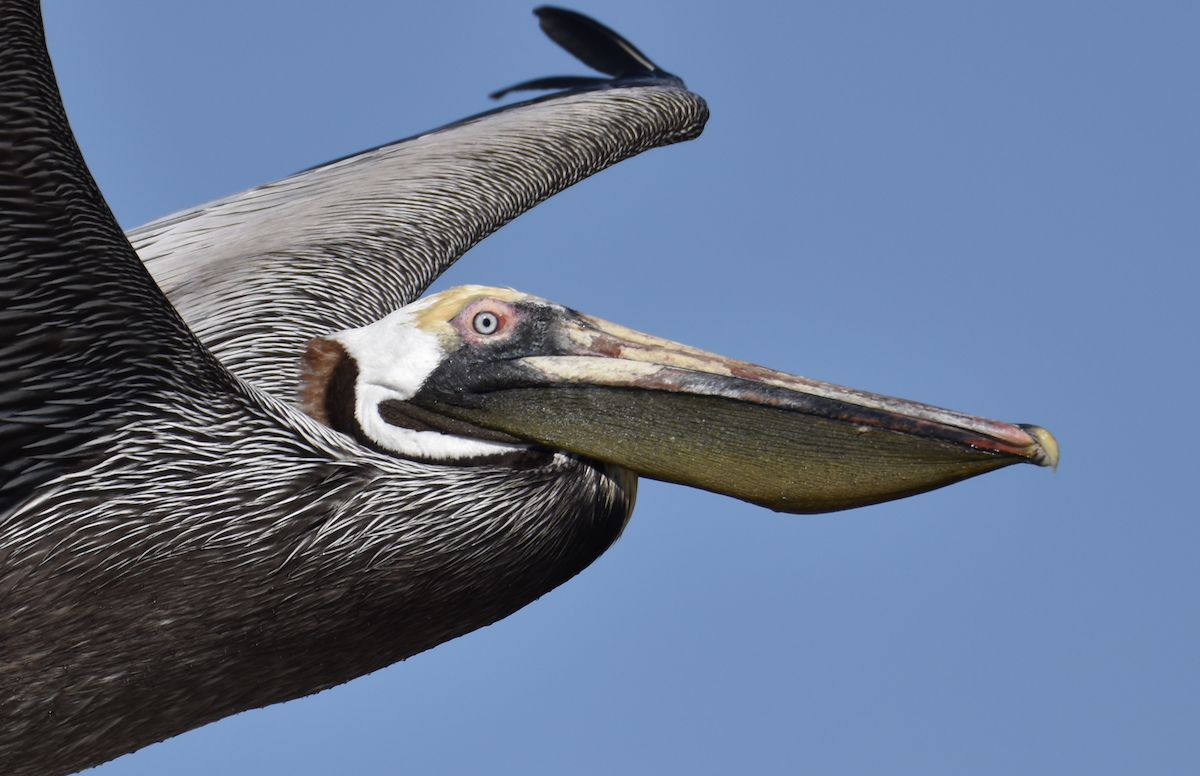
[131,85,708,399]
[0,1,232,515]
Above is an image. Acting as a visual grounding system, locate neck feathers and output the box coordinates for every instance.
[299,337,357,432]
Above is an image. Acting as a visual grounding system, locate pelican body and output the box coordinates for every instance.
[0,4,1055,775]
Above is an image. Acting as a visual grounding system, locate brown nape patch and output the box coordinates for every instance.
[298,336,550,469]
[299,337,348,428]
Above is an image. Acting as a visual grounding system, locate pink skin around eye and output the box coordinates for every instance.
[455,298,520,345]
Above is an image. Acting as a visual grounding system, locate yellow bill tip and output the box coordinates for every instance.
[1019,424,1060,472]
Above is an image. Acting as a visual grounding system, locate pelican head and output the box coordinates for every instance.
[301,285,1058,514]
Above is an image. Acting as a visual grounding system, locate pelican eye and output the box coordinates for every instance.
[473,311,500,335]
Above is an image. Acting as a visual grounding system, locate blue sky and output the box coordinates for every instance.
[43,2,1198,774]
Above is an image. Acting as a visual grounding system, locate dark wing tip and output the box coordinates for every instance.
[489,75,611,100]
[491,7,679,99]
[533,6,662,77]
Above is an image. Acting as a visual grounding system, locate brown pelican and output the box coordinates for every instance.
[0,4,1057,775]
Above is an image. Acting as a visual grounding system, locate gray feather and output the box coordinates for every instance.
[130,87,708,399]
[0,3,686,774]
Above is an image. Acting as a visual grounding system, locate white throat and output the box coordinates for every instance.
[328,304,530,462]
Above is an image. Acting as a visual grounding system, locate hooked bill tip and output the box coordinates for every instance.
[1019,424,1060,472]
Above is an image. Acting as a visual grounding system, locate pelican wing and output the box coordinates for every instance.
[129,14,708,400]
[0,2,235,518]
